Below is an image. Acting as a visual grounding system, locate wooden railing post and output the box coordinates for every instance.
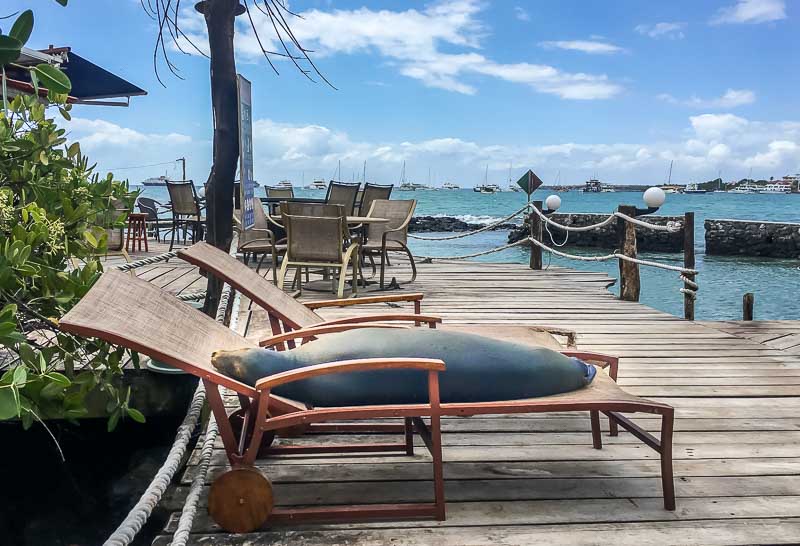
[743,293,754,321]
[529,201,543,270]
[616,205,639,301]
[683,211,695,320]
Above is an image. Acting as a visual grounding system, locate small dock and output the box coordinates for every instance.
[134,247,800,545]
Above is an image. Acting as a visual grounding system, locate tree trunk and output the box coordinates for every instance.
[201,0,239,316]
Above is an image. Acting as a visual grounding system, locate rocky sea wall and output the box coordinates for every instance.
[705,219,800,258]
[506,213,685,252]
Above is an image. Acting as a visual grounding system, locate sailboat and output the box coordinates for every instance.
[397,161,415,191]
[474,165,500,193]
[661,160,681,193]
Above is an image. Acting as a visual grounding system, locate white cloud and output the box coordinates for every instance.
[710,0,786,25]
[742,140,798,168]
[176,0,621,100]
[658,88,756,108]
[246,114,800,184]
[634,22,687,39]
[65,118,204,182]
[68,118,191,148]
[66,113,800,187]
[514,6,530,22]
[539,40,625,55]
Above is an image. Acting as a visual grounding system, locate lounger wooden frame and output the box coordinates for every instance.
[176,242,441,351]
[59,269,675,534]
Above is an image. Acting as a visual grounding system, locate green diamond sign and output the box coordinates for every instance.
[516,170,543,195]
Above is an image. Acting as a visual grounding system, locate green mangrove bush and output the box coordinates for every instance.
[1,7,144,433]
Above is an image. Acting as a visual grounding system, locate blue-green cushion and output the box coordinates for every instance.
[212,328,595,406]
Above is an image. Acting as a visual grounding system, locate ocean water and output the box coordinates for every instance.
[134,185,800,321]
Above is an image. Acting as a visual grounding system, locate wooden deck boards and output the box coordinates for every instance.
[148,254,799,545]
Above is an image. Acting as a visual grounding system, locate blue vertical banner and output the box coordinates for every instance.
[237,74,255,229]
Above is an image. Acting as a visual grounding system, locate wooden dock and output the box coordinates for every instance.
[141,249,800,545]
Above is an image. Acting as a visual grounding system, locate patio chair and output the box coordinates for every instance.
[357,182,393,216]
[136,197,170,242]
[166,180,205,251]
[264,186,294,199]
[234,200,286,283]
[278,207,359,298]
[60,269,675,533]
[325,181,360,216]
[177,241,441,350]
[362,199,417,289]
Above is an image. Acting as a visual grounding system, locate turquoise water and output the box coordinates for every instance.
[134,185,800,321]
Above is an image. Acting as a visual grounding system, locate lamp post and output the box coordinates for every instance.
[635,187,666,216]
[543,194,561,216]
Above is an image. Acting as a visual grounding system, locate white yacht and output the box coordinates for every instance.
[305,179,327,190]
[442,182,461,190]
[142,175,169,187]
[398,182,416,191]
[729,181,761,194]
[276,180,293,190]
[684,183,707,194]
[761,182,792,194]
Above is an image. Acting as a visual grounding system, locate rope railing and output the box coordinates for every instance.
[414,238,531,261]
[171,286,242,546]
[530,205,682,233]
[103,234,239,546]
[408,205,529,241]
[527,237,697,274]
[114,251,177,271]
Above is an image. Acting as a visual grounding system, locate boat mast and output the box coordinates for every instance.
[176,157,186,180]
[667,160,673,185]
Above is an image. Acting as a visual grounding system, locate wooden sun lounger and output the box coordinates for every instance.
[177,242,441,350]
[59,269,675,534]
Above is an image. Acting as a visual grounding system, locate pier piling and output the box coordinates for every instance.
[617,205,640,302]
[683,212,696,320]
[529,201,543,270]
[743,292,754,321]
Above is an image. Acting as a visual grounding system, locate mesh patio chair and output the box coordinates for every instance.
[278,205,359,298]
[325,181,360,216]
[234,199,286,283]
[166,180,205,251]
[136,197,170,242]
[264,186,295,199]
[362,199,417,289]
[357,182,393,216]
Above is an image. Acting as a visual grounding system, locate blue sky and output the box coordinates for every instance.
[13,0,800,186]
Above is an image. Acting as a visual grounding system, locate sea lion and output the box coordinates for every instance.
[212,328,596,406]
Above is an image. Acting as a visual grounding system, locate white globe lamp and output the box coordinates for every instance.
[545,194,562,212]
[643,187,666,209]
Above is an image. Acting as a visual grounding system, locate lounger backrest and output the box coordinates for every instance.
[59,268,258,397]
[177,242,322,329]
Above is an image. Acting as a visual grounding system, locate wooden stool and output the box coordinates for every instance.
[126,213,149,252]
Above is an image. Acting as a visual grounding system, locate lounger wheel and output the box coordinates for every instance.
[208,466,274,533]
[229,409,276,456]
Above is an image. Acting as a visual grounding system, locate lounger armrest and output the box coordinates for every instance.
[304,293,424,309]
[316,314,442,327]
[560,350,619,381]
[258,323,406,348]
[255,357,446,391]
